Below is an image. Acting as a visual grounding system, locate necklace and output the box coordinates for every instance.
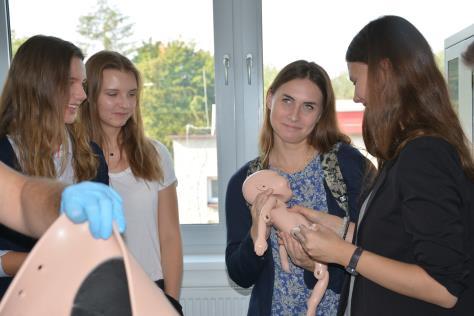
[270,148,317,174]
[107,146,119,159]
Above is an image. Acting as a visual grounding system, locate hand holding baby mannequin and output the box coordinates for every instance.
[278,231,315,271]
[291,225,329,316]
[290,205,355,242]
[292,223,348,264]
[242,170,329,316]
[248,188,274,253]
[242,170,293,259]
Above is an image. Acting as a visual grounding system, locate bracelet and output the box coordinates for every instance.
[338,216,350,239]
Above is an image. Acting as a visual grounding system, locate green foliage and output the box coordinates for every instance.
[133,39,162,64]
[77,0,134,56]
[332,72,354,100]
[263,64,279,95]
[134,40,215,149]
[264,64,354,101]
[10,30,28,57]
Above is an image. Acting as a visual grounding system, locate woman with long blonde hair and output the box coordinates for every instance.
[0,35,108,297]
[82,50,183,315]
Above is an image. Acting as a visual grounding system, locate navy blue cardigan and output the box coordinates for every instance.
[0,136,109,297]
[225,143,374,316]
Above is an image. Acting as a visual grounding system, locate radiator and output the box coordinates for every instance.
[181,255,251,315]
[181,287,250,316]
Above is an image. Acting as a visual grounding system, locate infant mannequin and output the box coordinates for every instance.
[242,169,329,316]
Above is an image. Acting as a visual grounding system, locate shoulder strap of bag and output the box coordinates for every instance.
[244,157,264,209]
[321,144,349,215]
[247,156,264,177]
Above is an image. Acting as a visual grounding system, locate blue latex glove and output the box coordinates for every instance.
[60,181,126,239]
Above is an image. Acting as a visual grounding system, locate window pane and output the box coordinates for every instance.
[9,0,218,225]
[262,0,473,161]
[448,58,460,113]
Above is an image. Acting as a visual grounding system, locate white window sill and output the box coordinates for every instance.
[183,254,231,288]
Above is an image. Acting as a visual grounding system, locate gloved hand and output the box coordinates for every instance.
[60,181,126,239]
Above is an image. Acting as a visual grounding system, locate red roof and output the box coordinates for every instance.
[336,111,363,134]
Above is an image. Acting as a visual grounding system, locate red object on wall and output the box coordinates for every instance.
[336,111,363,134]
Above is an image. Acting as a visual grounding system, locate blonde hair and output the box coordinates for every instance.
[0,35,98,181]
[82,50,163,182]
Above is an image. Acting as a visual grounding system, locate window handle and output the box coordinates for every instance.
[223,54,230,85]
[246,53,253,85]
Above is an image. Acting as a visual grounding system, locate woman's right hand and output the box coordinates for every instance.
[292,223,351,265]
[288,205,340,232]
[289,205,354,241]
[249,188,273,242]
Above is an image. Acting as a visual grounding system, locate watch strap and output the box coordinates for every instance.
[346,246,363,276]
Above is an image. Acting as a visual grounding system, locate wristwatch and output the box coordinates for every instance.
[345,246,363,276]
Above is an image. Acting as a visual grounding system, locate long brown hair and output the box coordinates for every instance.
[0,35,98,181]
[346,15,474,179]
[82,50,163,181]
[259,60,350,167]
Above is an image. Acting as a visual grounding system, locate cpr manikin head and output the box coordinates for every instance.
[0,215,178,316]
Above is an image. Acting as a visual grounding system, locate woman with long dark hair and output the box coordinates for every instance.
[293,16,474,315]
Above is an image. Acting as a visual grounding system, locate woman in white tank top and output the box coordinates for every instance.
[81,50,183,315]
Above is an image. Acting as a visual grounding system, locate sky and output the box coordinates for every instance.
[9,0,474,78]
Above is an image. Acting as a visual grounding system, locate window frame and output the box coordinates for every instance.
[0,0,11,88]
[181,0,263,254]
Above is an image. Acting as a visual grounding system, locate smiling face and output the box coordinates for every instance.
[64,57,87,124]
[97,69,138,132]
[348,61,369,106]
[267,78,323,145]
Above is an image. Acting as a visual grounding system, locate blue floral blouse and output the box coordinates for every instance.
[270,154,340,316]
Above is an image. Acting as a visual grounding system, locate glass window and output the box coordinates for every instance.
[6,1,244,257]
[448,58,460,113]
[9,0,219,226]
[207,177,218,205]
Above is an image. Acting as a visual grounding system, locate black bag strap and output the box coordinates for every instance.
[321,144,349,215]
[247,156,264,177]
[244,157,264,209]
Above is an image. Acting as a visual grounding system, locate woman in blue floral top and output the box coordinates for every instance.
[225,60,374,315]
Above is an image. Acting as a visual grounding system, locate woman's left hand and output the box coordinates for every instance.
[279,231,315,271]
[292,223,348,265]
